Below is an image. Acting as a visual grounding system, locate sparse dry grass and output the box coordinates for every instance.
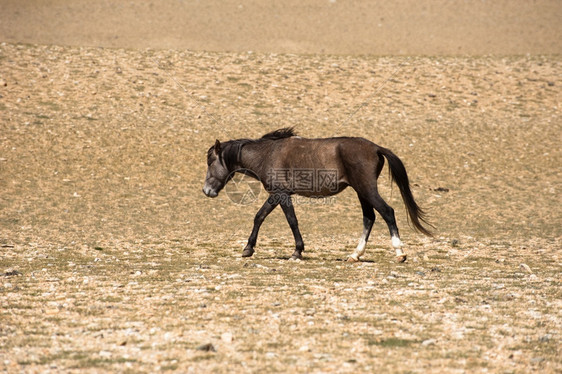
[0,43,561,372]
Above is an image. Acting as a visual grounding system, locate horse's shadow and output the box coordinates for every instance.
[257,255,376,263]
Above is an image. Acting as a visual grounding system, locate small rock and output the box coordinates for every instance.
[221,332,233,344]
[415,271,426,277]
[519,263,533,274]
[422,339,437,346]
[547,81,554,86]
[99,351,112,358]
[2,269,22,277]
[538,334,551,343]
[196,343,216,352]
[428,93,437,98]
[434,187,450,193]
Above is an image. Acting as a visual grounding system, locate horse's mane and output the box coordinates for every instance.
[210,128,296,170]
[261,127,296,140]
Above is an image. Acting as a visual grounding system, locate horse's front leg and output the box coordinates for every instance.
[242,195,278,257]
[279,194,305,260]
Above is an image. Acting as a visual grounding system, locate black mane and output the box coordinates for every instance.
[261,127,296,140]
[210,128,297,170]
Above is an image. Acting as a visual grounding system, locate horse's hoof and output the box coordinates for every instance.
[242,248,254,257]
[347,256,359,263]
[290,253,303,261]
[396,254,407,263]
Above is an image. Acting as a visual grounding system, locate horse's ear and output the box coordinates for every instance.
[214,139,221,154]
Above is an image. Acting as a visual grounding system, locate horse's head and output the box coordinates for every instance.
[203,140,231,198]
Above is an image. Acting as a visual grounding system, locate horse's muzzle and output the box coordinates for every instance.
[202,186,218,198]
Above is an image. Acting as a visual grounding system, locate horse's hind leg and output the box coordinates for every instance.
[347,197,375,262]
[366,192,407,263]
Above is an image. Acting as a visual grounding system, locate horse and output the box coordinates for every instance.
[203,128,433,262]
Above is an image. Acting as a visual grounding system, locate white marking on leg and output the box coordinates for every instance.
[392,235,405,257]
[348,228,369,262]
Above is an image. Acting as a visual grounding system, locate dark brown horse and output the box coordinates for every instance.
[203,128,432,262]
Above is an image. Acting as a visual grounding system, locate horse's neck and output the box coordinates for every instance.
[238,142,270,175]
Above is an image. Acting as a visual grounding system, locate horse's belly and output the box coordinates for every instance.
[294,181,348,198]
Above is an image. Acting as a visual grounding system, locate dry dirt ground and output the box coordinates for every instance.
[1,2,561,373]
[1,0,561,55]
[1,42,560,374]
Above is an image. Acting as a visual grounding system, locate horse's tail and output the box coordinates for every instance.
[378,147,434,236]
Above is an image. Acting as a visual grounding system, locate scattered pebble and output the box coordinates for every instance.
[99,351,112,358]
[519,263,533,274]
[196,343,216,352]
[434,187,450,193]
[422,339,437,346]
[538,334,551,343]
[221,332,233,344]
[2,269,22,277]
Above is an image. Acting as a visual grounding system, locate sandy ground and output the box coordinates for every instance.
[1,42,560,373]
[1,0,561,55]
[1,1,561,373]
